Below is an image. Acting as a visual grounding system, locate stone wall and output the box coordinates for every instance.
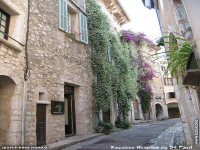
[156,0,200,145]
[0,0,27,146]
[26,0,94,145]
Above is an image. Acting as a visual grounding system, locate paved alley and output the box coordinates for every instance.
[64,118,182,150]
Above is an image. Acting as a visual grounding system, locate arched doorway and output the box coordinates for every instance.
[0,75,16,146]
[167,102,180,118]
[155,103,164,120]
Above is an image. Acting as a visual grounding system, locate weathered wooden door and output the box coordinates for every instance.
[36,104,46,146]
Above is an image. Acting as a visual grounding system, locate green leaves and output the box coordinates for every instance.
[157,35,192,77]
[86,0,138,119]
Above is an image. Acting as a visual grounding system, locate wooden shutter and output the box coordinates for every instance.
[59,0,68,32]
[80,13,88,44]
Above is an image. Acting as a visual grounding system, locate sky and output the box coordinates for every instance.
[119,0,162,42]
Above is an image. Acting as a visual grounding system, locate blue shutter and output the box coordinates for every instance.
[59,0,68,32]
[80,13,88,44]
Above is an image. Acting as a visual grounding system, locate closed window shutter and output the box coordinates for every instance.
[59,0,68,32]
[80,13,88,44]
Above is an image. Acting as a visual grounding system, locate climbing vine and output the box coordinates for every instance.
[86,0,138,122]
[121,30,155,114]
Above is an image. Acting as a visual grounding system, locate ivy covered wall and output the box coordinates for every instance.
[86,0,138,122]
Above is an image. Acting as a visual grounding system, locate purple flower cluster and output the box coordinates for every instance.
[121,31,143,45]
[144,84,153,96]
[139,70,155,81]
[121,30,154,46]
[137,60,155,96]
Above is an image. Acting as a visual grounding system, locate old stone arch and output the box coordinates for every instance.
[155,103,164,120]
[0,75,16,146]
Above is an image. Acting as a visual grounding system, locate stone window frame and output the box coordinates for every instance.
[0,0,24,52]
[0,8,10,40]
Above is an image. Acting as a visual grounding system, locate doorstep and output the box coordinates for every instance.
[47,133,103,150]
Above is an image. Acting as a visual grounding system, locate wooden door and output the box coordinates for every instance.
[65,94,76,135]
[36,104,46,146]
[103,110,110,123]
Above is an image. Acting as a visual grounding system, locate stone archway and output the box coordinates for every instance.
[155,103,164,120]
[0,75,16,146]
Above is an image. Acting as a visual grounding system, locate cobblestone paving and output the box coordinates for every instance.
[150,121,185,149]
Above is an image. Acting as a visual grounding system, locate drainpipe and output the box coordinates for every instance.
[22,0,30,146]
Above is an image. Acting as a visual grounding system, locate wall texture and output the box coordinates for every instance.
[0,0,27,146]
[25,0,94,145]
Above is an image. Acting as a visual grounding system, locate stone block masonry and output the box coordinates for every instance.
[26,0,94,145]
[0,0,27,146]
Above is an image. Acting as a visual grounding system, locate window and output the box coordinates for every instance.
[164,78,173,86]
[169,92,175,98]
[0,8,10,39]
[39,92,45,101]
[80,13,88,44]
[59,0,88,43]
[68,6,78,36]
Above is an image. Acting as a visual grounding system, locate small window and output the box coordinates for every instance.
[108,47,112,62]
[39,92,45,101]
[68,6,78,37]
[169,92,175,98]
[0,8,10,39]
[164,78,173,86]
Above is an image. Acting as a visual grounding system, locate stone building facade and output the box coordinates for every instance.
[0,0,132,146]
[25,0,94,145]
[0,0,27,146]
[152,0,200,148]
[142,44,168,121]
[160,61,180,119]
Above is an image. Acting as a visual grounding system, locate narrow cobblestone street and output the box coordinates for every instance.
[64,118,182,150]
